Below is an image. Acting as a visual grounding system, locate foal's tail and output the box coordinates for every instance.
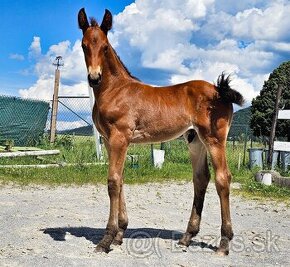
[216,73,245,106]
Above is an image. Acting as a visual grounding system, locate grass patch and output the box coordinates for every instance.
[0,162,192,186]
[237,181,290,202]
[231,167,290,202]
[0,165,107,186]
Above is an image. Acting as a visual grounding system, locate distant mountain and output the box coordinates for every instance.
[228,107,252,138]
[59,125,93,136]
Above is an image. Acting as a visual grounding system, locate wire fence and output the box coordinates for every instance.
[51,96,93,137]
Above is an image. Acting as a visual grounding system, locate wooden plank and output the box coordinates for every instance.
[0,162,105,168]
[274,141,290,152]
[0,150,60,158]
[0,146,43,152]
[278,110,290,119]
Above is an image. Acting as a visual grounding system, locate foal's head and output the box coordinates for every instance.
[78,8,112,87]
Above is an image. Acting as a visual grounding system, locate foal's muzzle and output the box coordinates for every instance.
[88,73,102,87]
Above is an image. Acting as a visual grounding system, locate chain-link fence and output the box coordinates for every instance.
[52,96,94,138]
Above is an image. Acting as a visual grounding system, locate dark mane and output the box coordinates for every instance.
[90,17,98,27]
[111,47,140,81]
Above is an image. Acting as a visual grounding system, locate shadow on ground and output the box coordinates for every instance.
[41,227,217,252]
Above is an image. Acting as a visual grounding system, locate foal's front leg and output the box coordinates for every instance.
[95,134,128,253]
[112,183,128,245]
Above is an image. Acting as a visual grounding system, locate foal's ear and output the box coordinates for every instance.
[78,8,89,34]
[100,9,113,35]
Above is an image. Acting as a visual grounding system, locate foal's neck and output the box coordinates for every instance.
[93,45,135,101]
[104,45,133,83]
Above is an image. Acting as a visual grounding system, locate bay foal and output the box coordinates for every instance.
[78,8,244,256]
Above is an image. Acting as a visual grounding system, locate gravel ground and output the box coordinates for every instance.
[0,182,289,267]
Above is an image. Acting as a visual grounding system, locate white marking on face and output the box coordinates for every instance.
[88,66,102,76]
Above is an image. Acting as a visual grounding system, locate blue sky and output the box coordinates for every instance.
[1,0,290,108]
[0,0,134,94]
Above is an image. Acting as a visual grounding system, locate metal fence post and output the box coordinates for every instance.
[88,85,103,160]
[242,126,248,166]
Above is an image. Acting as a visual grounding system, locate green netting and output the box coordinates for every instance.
[0,95,50,146]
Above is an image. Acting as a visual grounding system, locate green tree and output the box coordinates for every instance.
[250,61,290,141]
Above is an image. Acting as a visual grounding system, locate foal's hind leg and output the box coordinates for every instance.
[179,130,210,246]
[206,142,233,256]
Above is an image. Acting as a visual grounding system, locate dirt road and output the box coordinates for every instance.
[0,182,289,266]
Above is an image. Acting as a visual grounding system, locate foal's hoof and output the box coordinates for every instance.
[178,233,192,247]
[95,244,110,254]
[178,239,190,247]
[112,239,123,246]
[215,247,229,256]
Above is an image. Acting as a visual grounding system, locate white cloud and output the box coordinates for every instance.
[54,120,88,131]
[46,119,90,132]
[111,0,214,70]
[33,39,87,83]
[232,2,290,41]
[29,36,42,59]
[9,53,25,61]
[108,0,290,105]
[19,77,88,101]
[19,37,88,101]
[19,75,54,100]
[170,61,239,84]
[254,40,290,53]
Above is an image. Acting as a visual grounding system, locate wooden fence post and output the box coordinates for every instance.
[267,84,283,168]
[50,68,60,143]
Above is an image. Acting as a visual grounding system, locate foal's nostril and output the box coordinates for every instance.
[88,73,102,86]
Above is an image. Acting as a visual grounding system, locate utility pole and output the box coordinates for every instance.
[50,56,64,143]
[267,84,283,168]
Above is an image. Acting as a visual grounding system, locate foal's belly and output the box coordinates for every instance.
[131,124,194,144]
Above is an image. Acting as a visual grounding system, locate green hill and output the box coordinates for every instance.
[59,125,93,136]
[228,107,252,138]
